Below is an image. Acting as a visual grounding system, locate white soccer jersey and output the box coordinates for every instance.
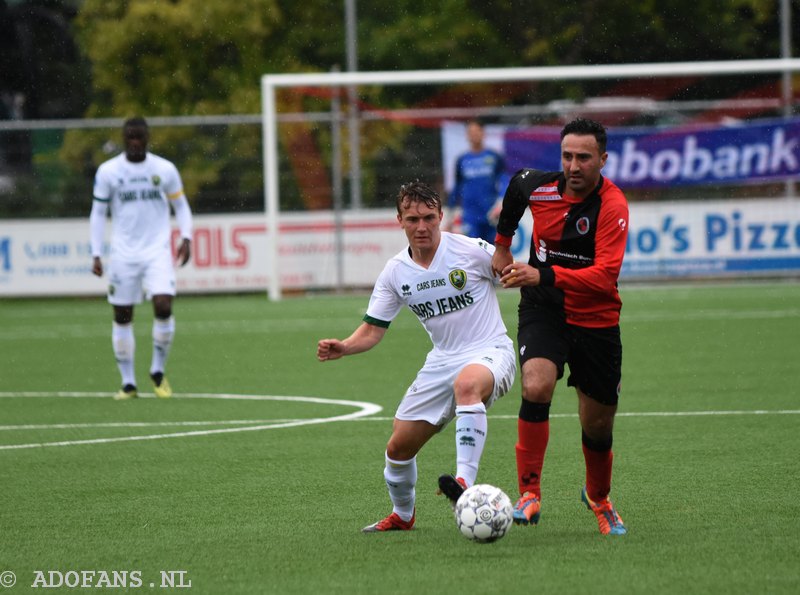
[366,232,511,359]
[93,152,184,261]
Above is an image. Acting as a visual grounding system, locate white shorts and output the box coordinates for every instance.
[107,252,176,306]
[395,341,517,426]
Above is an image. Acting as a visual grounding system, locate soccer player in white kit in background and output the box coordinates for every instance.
[90,117,193,400]
[317,181,516,532]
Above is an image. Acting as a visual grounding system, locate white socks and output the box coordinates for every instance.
[455,402,488,487]
[112,317,175,387]
[380,403,487,520]
[150,316,175,376]
[112,322,136,387]
[383,453,417,521]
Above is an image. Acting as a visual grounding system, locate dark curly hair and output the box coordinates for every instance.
[560,118,607,153]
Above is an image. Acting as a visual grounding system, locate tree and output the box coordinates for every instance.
[467,0,788,66]
[0,0,88,120]
[48,0,800,216]
[0,0,91,218]
[466,0,797,104]
[57,0,279,210]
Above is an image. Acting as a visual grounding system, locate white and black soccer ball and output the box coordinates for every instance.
[455,484,513,543]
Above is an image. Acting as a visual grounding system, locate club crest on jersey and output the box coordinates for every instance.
[449,269,467,290]
[151,175,161,186]
[576,216,591,235]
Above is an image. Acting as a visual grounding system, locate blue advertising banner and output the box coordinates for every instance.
[2,200,800,296]
[619,199,800,278]
[504,116,800,188]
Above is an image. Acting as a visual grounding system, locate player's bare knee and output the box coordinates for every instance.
[453,380,484,406]
[385,441,417,462]
[152,296,172,319]
[581,416,615,440]
[521,379,555,403]
[521,362,557,403]
[454,364,494,406]
[113,306,133,324]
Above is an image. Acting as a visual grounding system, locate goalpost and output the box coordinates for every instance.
[261,58,800,301]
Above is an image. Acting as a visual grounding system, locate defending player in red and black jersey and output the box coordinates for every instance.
[491,118,630,535]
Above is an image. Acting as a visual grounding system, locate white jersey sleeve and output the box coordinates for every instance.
[170,193,193,240]
[364,256,406,327]
[92,160,115,202]
[89,200,109,257]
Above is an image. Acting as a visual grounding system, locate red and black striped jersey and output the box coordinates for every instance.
[495,169,629,328]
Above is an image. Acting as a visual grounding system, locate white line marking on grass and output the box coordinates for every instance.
[0,419,306,430]
[0,392,382,451]
[2,391,796,450]
[360,409,800,422]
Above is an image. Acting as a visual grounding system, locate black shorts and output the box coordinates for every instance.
[517,301,622,405]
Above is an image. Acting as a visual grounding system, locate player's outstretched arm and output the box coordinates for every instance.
[317,322,387,362]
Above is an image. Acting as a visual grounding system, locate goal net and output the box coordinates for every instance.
[261,59,800,300]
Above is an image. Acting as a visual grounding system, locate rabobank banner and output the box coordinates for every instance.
[503,117,800,188]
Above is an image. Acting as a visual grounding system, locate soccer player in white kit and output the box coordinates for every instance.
[90,117,193,400]
[317,181,516,532]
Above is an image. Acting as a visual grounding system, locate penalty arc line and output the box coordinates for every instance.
[1,392,797,449]
[0,392,382,451]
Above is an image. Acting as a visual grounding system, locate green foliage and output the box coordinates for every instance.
[468,0,785,66]
[5,0,797,216]
[76,0,281,115]
[358,0,510,71]
[58,0,282,212]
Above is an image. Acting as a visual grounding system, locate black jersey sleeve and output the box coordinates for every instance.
[495,169,536,243]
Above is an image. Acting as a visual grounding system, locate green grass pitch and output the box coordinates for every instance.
[1,281,799,593]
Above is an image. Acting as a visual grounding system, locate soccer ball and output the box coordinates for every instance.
[454,484,513,543]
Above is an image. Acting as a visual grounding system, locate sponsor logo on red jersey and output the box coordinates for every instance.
[529,184,561,201]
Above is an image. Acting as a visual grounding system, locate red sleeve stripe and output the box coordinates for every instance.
[494,233,513,247]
